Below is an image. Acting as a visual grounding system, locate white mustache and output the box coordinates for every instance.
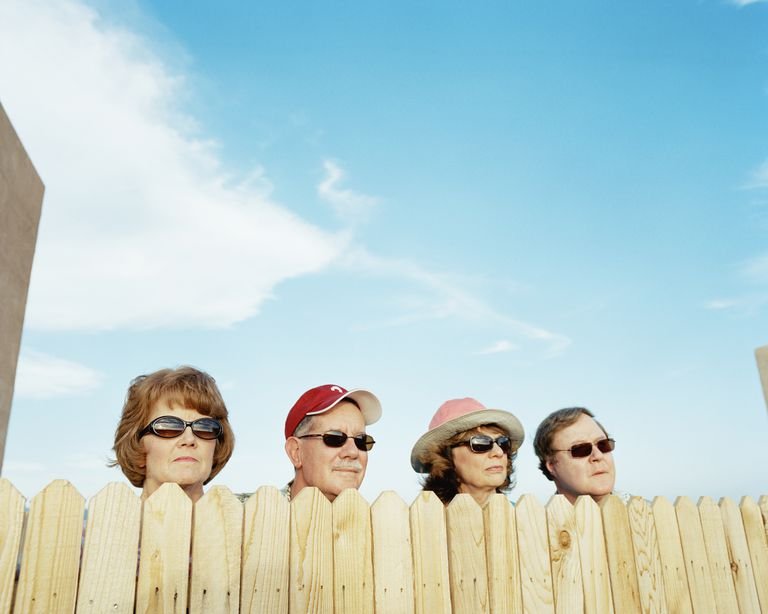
[333,461,363,472]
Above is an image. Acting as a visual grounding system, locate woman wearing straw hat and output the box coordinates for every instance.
[410,397,524,506]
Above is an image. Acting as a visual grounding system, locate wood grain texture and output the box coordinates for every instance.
[515,494,554,614]
[370,491,414,614]
[651,497,692,614]
[484,494,522,614]
[627,496,665,614]
[332,489,374,614]
[546,495,583,614]
[600,495,641,612]
[445,495,489,614]
[719,497,760,613]
[696,497,739,613]
[574,496,613,614]
[674,496,715,614]
[0,479,25,614]
[739,496,768,612]
[409,491,451,614]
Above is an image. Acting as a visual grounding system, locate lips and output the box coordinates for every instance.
[173,456,198,463]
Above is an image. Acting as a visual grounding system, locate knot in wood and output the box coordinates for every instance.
[558,530,571,548]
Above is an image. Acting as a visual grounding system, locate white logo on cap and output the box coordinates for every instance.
[330,386,343,393]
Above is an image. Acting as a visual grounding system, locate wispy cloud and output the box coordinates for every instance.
[705,299,740,311]
[15,351,103,399]
[743,160,768,189]
[0,0,343,331]
[318,159,379,224]
[729,0,768,6]
[474,340,517,355]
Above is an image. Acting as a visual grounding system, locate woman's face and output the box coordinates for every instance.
[451,425,509,498]
[140,399,217,502]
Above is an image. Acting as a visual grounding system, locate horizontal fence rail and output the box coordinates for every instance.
[0,479,766,613]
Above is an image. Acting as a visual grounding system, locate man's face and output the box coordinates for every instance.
[545,413,615,504]
[287,401,368,501]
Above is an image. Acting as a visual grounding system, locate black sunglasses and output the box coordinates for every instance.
[139,415,223,441]
[451,434,513,454]
[297,430,375,451]
[552,438,615,458]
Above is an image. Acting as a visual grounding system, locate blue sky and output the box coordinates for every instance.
[1,0,767,504]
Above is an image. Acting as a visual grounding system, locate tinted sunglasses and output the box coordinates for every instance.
[553,438,615,458]
[139,415,223,441]
[297,430,375,451]
[451,435,512,454]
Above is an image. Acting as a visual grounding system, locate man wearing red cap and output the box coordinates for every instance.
[283,384,382,501]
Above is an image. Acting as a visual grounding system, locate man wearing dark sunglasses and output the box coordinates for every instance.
[283,384,382,502]
[533,407,624,505]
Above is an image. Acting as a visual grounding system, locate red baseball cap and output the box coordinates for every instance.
[284,384,382,439]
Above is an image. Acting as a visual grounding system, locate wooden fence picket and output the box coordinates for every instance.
[573,496,613,614]
[719,497,761,613]
[600,495,641,612]
[370,491,414,613]
[409,491,451,614]
[13,480,84,614]
[515,494,554,613]
[545,495,583,613]
[739,496,768,611]
[445,494,489,614]
[483,494,522,614]
[135,483,193,614]
[240,486,290,614]
[332,489,374,613]
[626,496,665,614]
[696,497,739,613]
[759,495,768,544]
[75,483,141,614]
[190,486,243,613]
[651,497,692,614]
[674,496,716,614]
[0,479,25,614]
[289,487,333,614]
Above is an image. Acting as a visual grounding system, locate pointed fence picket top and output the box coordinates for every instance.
[626,496,665,614]
[739,496,768,611]
[719,497,761,613]
[759,495,768,544]
[483,494,522,614]
[651,497,692,614]
[696,496,739,613]
[75,482,141,614]
[190,486,243,613]
[289,487,333,614]
[240,486,290,614]
[332,489,374,613]
[409,491,451,614]
[573,496,613,614]
[445,494,489,614]
[370,490,414,614]
[545,495,583,614]
[600,494,640,612]
[136,482,193,614]
[13,479,84,614]
[0,479,25,613]
[674,496,716,613]
[515,494,554,613]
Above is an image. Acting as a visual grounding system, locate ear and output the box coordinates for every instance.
[545,457,558,479]
[285,437,302,469]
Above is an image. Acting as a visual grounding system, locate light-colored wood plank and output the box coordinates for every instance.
[674,496,715,614]
[0,479,25,614]
[600,495,641,612]
[719,497,761,613]
[546,495,583,613]
[759,495,768,545]
[240,486,290,614]
[696,497,739,613]
[189,486,243,613]
[651,497,692,614]
[332,489,373,614]
[75,483,141,614]
[484,494,522,614]
[515,494,554,614]
[13,480,84,614]
[409,491,451,614]
[289,487,333,614]
[445,494,489,614]
[755,344,768,411]
[135,483,192,614]
[573,496,613,614]
[370,491,414,614]
[740,496,768,612]
[627,496,665,614]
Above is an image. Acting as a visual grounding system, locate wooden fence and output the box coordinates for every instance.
[0,479,767,613]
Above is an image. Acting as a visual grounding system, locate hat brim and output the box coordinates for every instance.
[307,389,382,427]
[410,409,525,473]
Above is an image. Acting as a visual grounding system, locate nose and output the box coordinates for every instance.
[589,444,605,460]
[177,425,197,446]
[338,436,360,459]
[489,441,504,458]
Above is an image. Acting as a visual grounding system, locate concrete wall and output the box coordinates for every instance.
[0,102,44,472]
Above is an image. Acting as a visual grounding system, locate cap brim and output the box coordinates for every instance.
[308,388,382,426]
[410,409,525,473]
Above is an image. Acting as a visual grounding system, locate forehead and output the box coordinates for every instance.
[552,413,606,446]
[148,398,207,421]
[311,401,365,431]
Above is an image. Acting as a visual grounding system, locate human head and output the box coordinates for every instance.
[410,398,525,505]
[111,367,234,496]
[284,384,382,501]
[533,407,615,503]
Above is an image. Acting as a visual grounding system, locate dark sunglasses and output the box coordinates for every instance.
[451,434,513,454]
[297,430,375,451]
[139,415,223,441]
[552,438,615,458]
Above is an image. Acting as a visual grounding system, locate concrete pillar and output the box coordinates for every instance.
[0,102,44,472]
[757,345,768,414]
